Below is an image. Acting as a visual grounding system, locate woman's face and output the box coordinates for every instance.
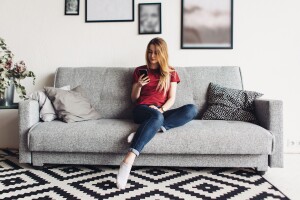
[140,6,159,32]
[147,44,159,67]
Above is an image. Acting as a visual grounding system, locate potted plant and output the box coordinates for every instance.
[0,37,35,106]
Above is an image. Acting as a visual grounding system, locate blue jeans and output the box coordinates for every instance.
[129,104,198,156]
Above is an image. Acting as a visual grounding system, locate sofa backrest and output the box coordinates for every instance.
[54,66,243,119]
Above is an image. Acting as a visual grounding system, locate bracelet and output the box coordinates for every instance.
[161,106,165,112]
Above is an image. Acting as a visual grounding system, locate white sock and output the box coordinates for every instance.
[116,162,132,189]
[127,132,135,143]
[159,126,167,133]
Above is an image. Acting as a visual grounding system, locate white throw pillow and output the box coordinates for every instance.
[29,85,70,122]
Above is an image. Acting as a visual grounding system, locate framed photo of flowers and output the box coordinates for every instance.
[181,0,233,49]
[85,0,134,22]
[65,0,80,15]
[138,3,162,34]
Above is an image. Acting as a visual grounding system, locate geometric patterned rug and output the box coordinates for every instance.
[0,149,290,200]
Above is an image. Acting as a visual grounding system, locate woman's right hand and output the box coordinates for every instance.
[138,75,150,87]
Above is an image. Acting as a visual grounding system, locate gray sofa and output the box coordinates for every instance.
[19,66,283,174]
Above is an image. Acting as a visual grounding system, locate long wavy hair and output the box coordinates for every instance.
[145,37,173,94]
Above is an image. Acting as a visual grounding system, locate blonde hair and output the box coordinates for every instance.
[145,37,173,94]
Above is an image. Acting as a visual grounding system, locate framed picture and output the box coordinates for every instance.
[181,0,233,49]
[86,0,134,22]
[65,0,80,15]
[139,3,161,34]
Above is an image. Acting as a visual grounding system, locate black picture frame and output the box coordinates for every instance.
[86,0,134,23]
[65,0,80,15]
[181,0,233,49]
[138,3,161,34]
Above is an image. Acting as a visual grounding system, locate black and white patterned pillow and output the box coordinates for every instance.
[202,83,263,124]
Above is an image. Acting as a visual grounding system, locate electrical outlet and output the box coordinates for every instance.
[286,139,300,147]
[285,139,300,153]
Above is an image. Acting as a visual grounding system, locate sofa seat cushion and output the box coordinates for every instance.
[28,119,274,155]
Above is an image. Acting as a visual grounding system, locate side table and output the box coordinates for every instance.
[0,103,19,148]
[0,103,19,109]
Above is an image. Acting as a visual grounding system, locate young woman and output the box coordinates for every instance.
[116,37,197,189]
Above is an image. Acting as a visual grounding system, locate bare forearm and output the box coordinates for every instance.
[131,84,142,103]
[161,82,177,112]
[161,97,175,111]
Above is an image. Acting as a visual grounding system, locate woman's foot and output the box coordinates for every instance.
[159,126,167,133]
[127,127,166,144]
[116,161,132,189]
[116,152,136,189]
[127,132,135,143]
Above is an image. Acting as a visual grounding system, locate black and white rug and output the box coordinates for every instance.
[0,149,289,200]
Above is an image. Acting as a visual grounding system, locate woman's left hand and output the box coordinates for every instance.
[149,105,163,113]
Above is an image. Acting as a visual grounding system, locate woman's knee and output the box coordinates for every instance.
[184,104,198,119]
[137,107,164,127]
[133,105,164,123]
[151,110,164,124]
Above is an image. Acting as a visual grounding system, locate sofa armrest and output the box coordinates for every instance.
[254,99,283,168]
[18,99,40,163]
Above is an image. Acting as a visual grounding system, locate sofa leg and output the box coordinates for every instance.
[34,165,44,170]
[255,167,267,176]
[257,170,266,176]
[32,161,44,168]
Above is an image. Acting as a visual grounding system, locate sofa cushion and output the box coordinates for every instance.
[44,86,100,123]
[202,83,263,123]
[28,119,273,155]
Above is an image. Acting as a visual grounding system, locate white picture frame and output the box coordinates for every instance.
[86,0,134,22]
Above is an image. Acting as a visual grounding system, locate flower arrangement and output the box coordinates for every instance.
[0,37,35,100]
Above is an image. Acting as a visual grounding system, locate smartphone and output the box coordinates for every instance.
[139,69,148,77]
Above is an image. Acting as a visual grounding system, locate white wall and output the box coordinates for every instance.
[0,0,299,151]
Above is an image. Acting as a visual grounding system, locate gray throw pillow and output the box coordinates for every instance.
[44,85,100,123]
[201,83,263,124]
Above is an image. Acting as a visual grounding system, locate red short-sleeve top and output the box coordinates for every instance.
[132,65,180,107]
